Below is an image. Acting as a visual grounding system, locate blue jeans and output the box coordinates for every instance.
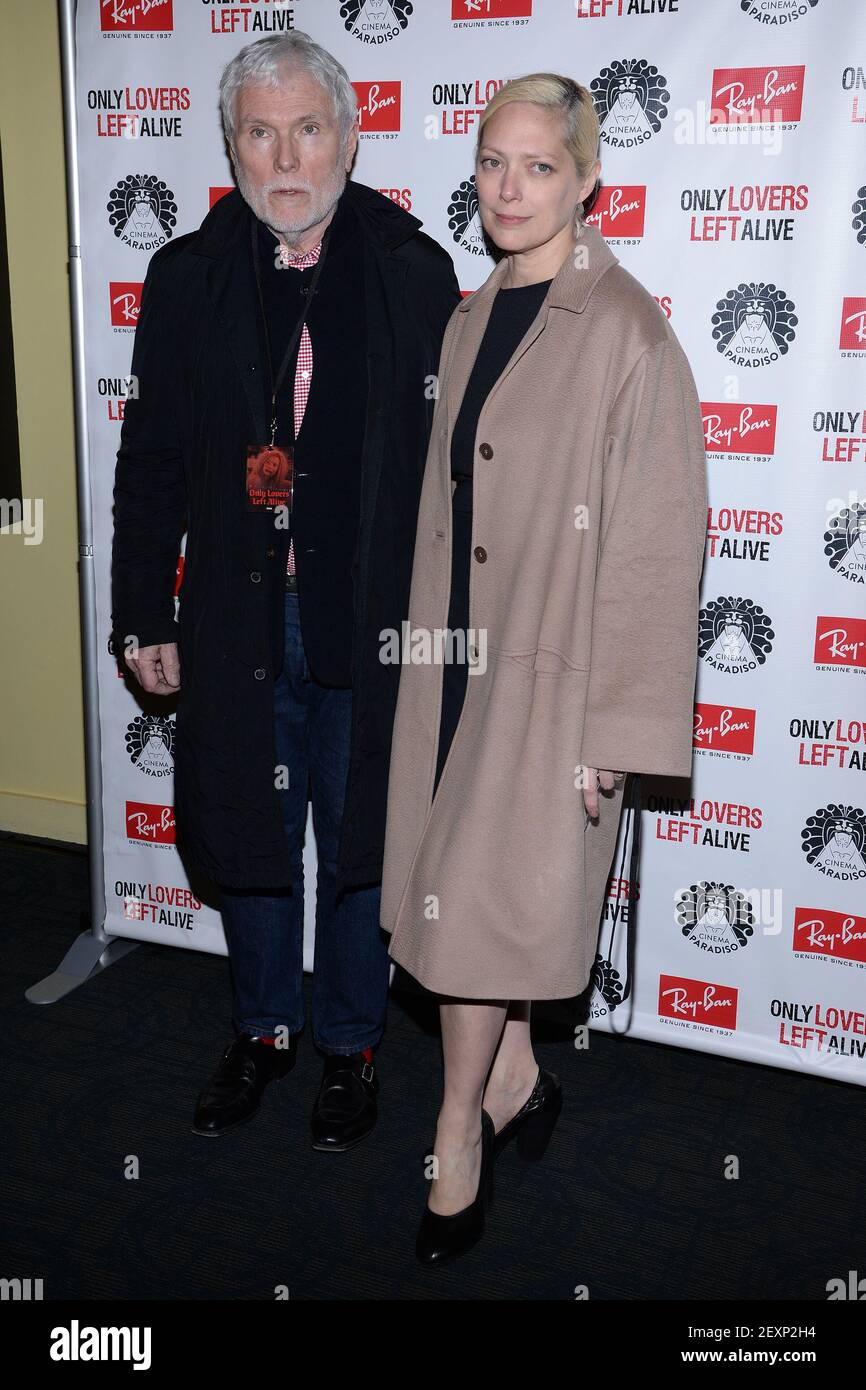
[218,591,391,1055]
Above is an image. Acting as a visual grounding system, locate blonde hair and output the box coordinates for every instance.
[476,74,600,219]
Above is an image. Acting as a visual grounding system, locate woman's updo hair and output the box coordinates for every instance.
[475,73,601,221]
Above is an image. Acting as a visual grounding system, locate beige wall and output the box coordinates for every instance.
[0,1,86,844]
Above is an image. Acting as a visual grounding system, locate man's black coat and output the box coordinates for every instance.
[111,182,460,894]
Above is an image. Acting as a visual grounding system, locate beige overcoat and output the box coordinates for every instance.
[379,220,708,999]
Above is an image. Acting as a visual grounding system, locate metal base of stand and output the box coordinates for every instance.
[26,914,140,1004]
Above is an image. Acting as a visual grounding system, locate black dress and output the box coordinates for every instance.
[432,276,553,796]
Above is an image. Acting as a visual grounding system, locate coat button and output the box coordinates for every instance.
[254,668,266,680]
[250,571,262,583]
[479,442,493,459]
[474,545,487,562]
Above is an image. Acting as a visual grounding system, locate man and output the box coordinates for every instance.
[111,32,460,1148]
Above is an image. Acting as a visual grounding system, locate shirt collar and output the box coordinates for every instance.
[256,187,348,270]
[458,220,619,316]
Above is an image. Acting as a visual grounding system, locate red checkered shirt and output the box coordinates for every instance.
[277,236,322,575]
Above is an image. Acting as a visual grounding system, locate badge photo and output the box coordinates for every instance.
[245,443,293,513]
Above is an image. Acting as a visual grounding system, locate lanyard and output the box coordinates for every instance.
[249,209,333,446]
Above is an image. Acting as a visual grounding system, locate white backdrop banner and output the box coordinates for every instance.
[71,0,866,1085]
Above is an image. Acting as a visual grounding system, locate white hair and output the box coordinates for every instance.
[219,32,358,149]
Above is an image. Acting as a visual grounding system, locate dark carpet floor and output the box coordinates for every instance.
[1,836,863,1302]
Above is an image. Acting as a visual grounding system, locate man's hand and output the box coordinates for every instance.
[125,642,180,696]
[582,766,625,820]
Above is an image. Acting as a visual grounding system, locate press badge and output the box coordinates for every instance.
[245,443,293,514]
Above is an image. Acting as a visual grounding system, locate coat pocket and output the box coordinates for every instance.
[499,645,589,676]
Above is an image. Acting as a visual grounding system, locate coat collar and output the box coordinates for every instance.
[457,219,619,316]
[187,179,422,259]
[188,181,421,442]
[442,221,618,444]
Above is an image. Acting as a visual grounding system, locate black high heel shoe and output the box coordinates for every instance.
[490,1067,562,1161]
[415,1110,495,1264]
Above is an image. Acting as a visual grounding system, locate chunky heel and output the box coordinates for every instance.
[515,1086,562,1160]
[490,1068,563,1161]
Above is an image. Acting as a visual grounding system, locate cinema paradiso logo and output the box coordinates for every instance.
[712,282,797,367]
[699,596,775,674]
[108,174,177,252]
[125,715,175,779]
[591,59,669,150]
[740,0,820,25]
[677,882,756,956]
[801,805,866,883]
[588,948,629,1021]
[824,500,866,586]
[341,0,413,43]
[852,184,866,248]
[447,176,488,255]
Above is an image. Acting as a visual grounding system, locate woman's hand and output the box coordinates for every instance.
[582,766,625,819]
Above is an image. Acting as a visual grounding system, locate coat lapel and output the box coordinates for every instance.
[443,256,511,443]
[187,184,423,447]
[444,222,620,447]
[204,239,268,442]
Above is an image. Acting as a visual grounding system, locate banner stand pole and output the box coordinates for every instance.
[26,0,139,1004]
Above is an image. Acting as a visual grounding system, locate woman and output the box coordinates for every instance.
[379,74,708,1263]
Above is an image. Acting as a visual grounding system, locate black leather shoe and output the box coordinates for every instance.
[415,1110,495,1264]
[191,1032,298,1137]
[311,1052,378,1152]
[490,1067,562,1161]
